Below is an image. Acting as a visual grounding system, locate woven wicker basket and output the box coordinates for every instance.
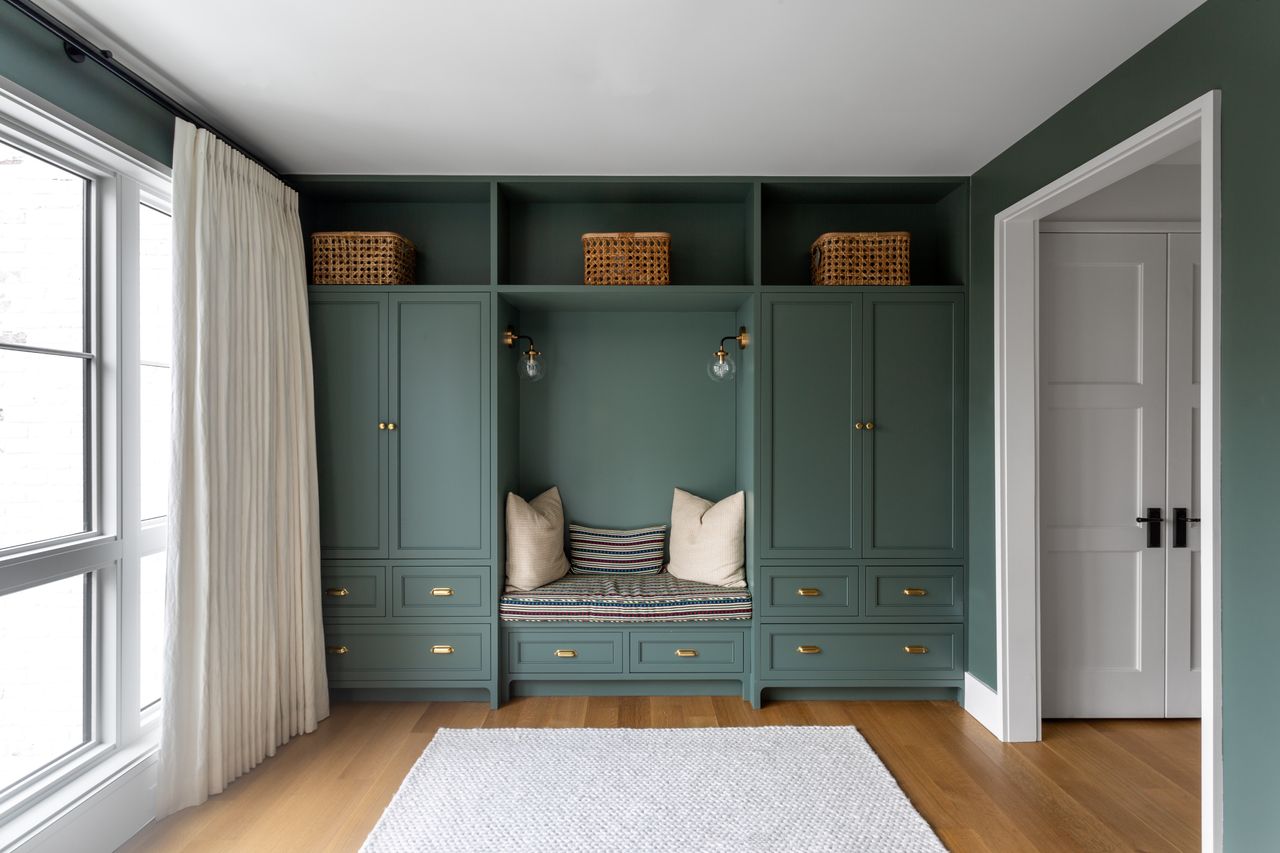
[810,231,910,286]
[312,231,416,285]
[582,232,671,286]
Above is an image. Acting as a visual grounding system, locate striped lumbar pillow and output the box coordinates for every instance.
[568,524,667,575]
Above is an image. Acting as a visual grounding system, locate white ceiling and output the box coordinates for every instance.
[42,0,1205,176]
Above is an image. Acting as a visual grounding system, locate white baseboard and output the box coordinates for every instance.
[963,672,1004,740]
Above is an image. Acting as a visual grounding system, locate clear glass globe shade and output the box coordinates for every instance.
[519,350,547,382]
[707,351,736,382]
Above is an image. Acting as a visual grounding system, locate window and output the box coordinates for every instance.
[0,92,171,835]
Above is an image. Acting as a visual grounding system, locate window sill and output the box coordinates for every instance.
[0,736,159,852]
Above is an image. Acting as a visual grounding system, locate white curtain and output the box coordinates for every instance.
[158,119,329,816]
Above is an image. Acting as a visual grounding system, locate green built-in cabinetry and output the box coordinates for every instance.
[300,174,967,708]
[753,290,965,705]
[309,290,498,705]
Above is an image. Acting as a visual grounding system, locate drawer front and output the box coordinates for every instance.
[320,563,386,618]
[864,565,962,618]
[629,631,745,673]
[507,631,624,674]
[325,624,490,682]
[763,625,961,680]
[392,565,492,617]
[759,566,858,617]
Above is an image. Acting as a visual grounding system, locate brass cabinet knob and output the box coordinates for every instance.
[903,645,929,655]
[674,649,698,658]
[431,645,454,655]
[796,588,822,597]
[902,588,928,597]
[554,649,577,658]
[327,645,349,655]
[854,421,865,430]
[796,645,822,654]
[325,587,350,598]
[378,422,387,430]
[865,421,875,430]
[430,587,454,597]
[387,422,397,431]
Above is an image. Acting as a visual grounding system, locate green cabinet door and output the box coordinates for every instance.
[762,295,861,557]
[861,293,964,558]
[390,295,492,559]
[310,294,388,558]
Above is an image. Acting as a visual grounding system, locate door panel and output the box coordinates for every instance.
[390,295,491,558]
[1039,233,1168,718]
[763,296,859,557]
[861,295,963,557]
[310,295,388,557]
[1165,233,1202,717]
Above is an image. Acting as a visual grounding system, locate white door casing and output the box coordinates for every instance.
[1039,233,1169,718]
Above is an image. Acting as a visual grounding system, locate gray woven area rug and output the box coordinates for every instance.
[361,727,946,852]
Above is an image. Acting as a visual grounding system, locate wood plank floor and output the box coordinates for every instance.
[120,698,1200,852]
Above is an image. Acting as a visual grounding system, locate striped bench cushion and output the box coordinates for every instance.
[568,523,666,576]
[500,573,752,622]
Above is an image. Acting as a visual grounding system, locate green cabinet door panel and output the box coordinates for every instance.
[763,296,860,556]
[324,623,491,682]
[761,624,962,680]
[864,565,963,618]
[392,564,492,618]
[862,294,964,557]
[629,631,745,674]
[758,566,859,617]
[310,295,388,557]
[390,295,492,558]
[506,631,624,673]
[320,562,386,618]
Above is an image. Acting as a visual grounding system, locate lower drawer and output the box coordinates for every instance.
[325,624,490,682]
[321,563,386,618]
[392,565,492,618]
[762,624,961,680]
[507,631,624,674]
[629,631,745,673]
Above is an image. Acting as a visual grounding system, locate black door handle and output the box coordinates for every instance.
[1135,507,1162,548]
[1173,507,1200,548]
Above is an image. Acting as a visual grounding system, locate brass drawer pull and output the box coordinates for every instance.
[904,645,929,655]
[431,587,454,597]
[796,645,822,654]
[387,422,397,431]
[796,588,822,597]
[674,649,698,658]
[431,645,454,655]
[902,588,928,597]
[378,422,387,430]
[854,421,865,430]
[325,587,350,598]
[865,422,875,430]
[554,649,577,658]
[326,645,349,656]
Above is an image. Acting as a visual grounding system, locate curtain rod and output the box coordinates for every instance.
[4,0,284,179]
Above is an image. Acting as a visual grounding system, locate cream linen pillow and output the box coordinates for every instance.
[505,487,570,591]
[666,488,746,588]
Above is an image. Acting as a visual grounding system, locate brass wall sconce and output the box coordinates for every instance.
[503,326,547,382]
[708,326,749,382]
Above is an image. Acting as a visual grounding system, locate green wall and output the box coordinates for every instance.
[516,310,739,531]
[967,0,1279,846]
[0,3,172,165]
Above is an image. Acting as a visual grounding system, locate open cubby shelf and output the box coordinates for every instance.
[292,176,969,292]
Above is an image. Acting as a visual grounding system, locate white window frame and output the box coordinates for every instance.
[0,77,171,849]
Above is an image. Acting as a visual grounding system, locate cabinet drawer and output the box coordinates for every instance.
[762,625,961,680]
[324,624,490,682]
[759,566,858,617]
[507,631,623,674]
[864,565,962,617]
[320,563,386,618]
[629,631,745,673]
[392,565,492,617]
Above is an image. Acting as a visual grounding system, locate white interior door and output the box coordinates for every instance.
[1039,232,1169,718]
[1165,233,1202,717]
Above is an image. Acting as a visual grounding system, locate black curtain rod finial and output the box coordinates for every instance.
[62,41,85,63]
